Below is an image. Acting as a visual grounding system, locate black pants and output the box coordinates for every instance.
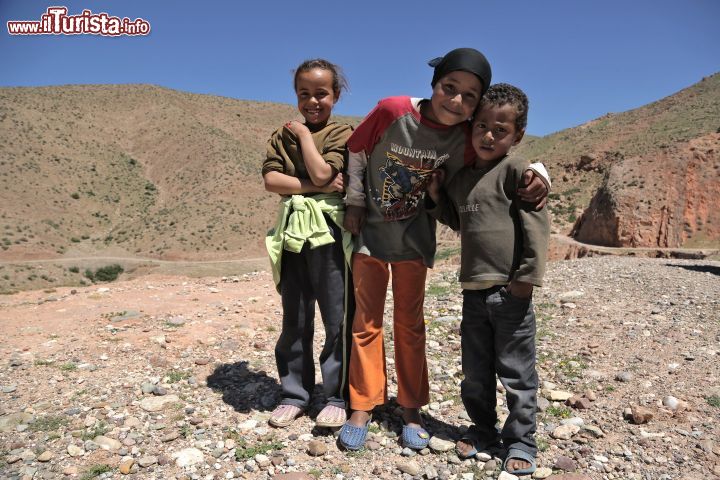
[461,286,538,455]
[275,218,353,409]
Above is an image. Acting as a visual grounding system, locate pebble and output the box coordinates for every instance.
[138,455,158,467]
[255,453,271,467]
[475,452,492,462]
[397,460,421,476]
[428,436,455,452]
[498,472,519,480]
[67,444,85,457]
[559,290,585,302]
[37,451,53,462]
[139,394,179,412]
[560,417,585,427]
[662,395,682,411]
[162,431,181,442]
[119,458,134,474]
[167,315,186,326]
[124,416,141,428]
[153,385,168,396]
[566,396,592,409]
[173,447,205,467]
[630,405,654,424]
[533,467,553,478]
[401,447,416,456]
[94,435,122,451]
[2,385,17,393]
[307,440,326,456]
[554,455,578,471]
[238,419,257,431]
[547,390,574,401]
[552,424,580,440]
[581,425,604,438]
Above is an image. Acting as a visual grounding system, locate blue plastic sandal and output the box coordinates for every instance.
[503,447,537,476]
[338,419,370,451]
[401,424,430,450]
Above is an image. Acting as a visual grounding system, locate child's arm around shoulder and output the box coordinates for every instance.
[517,162,551,209]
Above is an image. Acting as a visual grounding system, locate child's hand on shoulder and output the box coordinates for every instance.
[517,170,548,210]
[284,120,310,139]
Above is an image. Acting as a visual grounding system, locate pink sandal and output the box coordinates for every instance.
[268,404,304,428]
[315,405,347,428]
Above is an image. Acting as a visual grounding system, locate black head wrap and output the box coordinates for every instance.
[428,48,492,96]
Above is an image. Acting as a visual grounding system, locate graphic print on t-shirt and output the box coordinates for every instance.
[376,152,436,221]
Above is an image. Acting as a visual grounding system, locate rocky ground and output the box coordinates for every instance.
[0,256,719,480]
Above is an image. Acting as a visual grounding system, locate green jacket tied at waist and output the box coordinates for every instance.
[266,193,353,292]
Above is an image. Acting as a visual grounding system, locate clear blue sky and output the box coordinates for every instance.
[1,0,718,136]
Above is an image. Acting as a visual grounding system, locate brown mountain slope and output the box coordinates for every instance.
[0,84,358,262]
[512,73,720,247]
[1,76,719,293]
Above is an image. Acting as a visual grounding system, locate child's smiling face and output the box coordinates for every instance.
[295,68,337,127]
[426,71,482,126]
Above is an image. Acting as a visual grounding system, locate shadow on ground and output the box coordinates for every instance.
[666,263,720,276]
[206,360,280,413]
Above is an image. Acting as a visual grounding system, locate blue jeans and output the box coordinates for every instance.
[461,286,538,455]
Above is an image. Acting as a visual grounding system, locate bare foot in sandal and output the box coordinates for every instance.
[456,438,476,459]
[505,458,532,473]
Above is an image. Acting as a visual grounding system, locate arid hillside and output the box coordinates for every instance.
[514,73,720,246]
[0,84,358,263]
[1,75,719,293]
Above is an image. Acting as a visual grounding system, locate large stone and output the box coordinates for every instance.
[139,394,179,412]
[397,460,421,476]
[307,440,326,457]
[630,405,654,424]
[37,451,53,462]
[67,444,85,457]
[172,447,204,467]
[94,435,122,451]
[554,455,577,471]
[552,424,580,440]
[428,436,455,452]
[547,390,574,401]
[138,455,157,467]
[533,467,553,479]
[0,412,34,433]
[558,291,585,303]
